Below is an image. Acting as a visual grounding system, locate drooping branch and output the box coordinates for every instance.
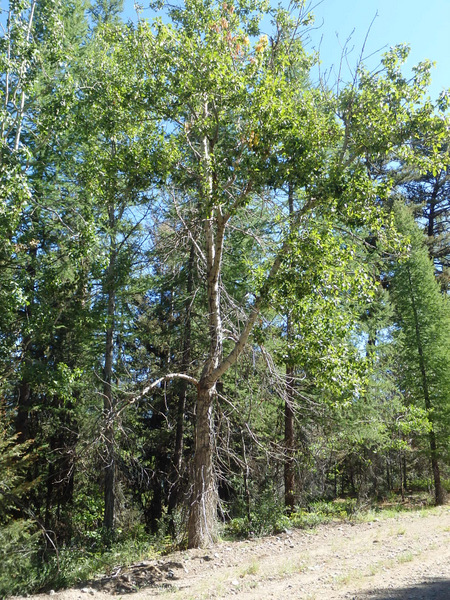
[116,373,199,417]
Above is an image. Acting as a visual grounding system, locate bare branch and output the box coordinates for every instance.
[116,373,199,417]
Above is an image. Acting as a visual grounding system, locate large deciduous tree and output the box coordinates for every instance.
[125,1,445,547]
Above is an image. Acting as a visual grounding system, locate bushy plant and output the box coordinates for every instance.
[0,519,42,598]
[0,430,44,597]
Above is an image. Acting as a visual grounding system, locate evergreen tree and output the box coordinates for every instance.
[391,201,450,504]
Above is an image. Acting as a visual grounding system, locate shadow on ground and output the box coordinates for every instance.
[359,578,450,600]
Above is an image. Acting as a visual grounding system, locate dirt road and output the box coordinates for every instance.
[16,506,450,600]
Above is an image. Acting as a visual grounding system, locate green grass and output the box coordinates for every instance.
[0,525,162,598]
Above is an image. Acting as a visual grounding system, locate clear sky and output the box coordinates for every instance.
[303,0,450,100]
[122,0,450,100]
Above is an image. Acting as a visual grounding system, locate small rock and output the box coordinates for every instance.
[231,579,240,587]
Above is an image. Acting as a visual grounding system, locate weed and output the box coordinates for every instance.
[397,551,414,563]
[335,569,364,585]
[277,557,306,576]
[239,559,260,577]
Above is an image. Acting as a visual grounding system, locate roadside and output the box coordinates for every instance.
[13,505,450,600]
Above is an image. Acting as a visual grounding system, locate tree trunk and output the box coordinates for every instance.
[15,379,31,443]
[407,267,445,506]
[429,430,445,505]
[284,363,295,511]
[284,183,296,511]
[402,454,407,496]
[187,383,217,548]
[187,123,223,547]
[103,196,117,532]
[169,244,195,512]
[103,279,116,532]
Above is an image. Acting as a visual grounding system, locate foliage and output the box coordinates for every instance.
[0,428,41,598]
[391,201,450,475]
[0,0,449,577]
[0,519,42,598]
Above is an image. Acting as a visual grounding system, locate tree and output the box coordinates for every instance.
[390,201,450,505]
[72,20,167,534]
[125,1,444,547]
[1,1,92,539]
[404,155,450,290]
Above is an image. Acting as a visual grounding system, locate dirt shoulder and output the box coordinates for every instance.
[14,505,450,600]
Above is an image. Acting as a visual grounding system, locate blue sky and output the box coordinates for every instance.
[123,0,450,100]
[303,0,450,99]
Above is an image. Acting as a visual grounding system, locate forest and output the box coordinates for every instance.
[1,0,449,594]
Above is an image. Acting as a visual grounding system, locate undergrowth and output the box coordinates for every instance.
[224,491,439,540]
[0,492,444,598]
[0,527,160,599]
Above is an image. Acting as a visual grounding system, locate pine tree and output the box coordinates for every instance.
[391,201,450,504]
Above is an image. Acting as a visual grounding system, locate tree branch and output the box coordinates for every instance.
[116,373,199,417]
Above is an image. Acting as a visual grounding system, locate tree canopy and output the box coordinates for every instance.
[0,0,449,590]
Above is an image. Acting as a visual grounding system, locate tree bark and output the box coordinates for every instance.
[284,183,296,511]
[103,283,116,532]
[103,197,117,532]
[284,364,295,511]
[187,118,222,547]
[187,383,217,548]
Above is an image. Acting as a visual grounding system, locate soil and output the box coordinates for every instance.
[13,505,450,600]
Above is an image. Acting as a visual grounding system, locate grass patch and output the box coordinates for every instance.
[276,557,307,576]
[239,559,260,577]
[335,568,364,586]
[397,551,414,564]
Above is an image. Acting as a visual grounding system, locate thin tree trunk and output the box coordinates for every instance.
[284,184,295,511]
[241,431,251,522]
[13,1,37,152]
[399,453,405,501]
[386,456,391,491]
[402,454,407,496]
[103,277,116,531]
[103,201,117,532]
[284,363,295,511]
[187,117,222,547]
[427,178,439,239]
[170,244,195,512]
[15,243,37,443]
[406,267,445,505]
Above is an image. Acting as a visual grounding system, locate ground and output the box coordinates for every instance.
[14,505,450,600]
